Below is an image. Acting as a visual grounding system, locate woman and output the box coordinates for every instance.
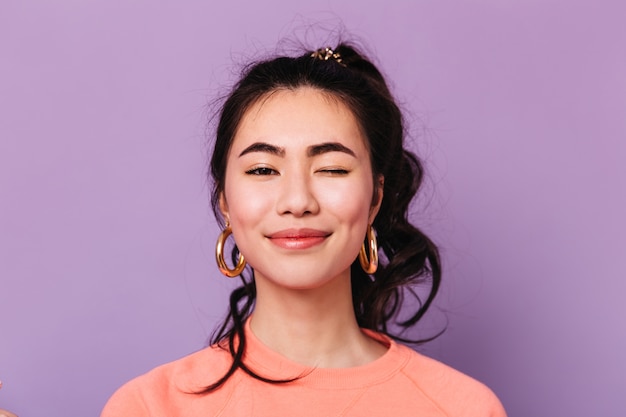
[101,44,506,416]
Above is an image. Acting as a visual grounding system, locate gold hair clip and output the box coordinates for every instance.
[311,47,345,66]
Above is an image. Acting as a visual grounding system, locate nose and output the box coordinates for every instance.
[275,170,320,217]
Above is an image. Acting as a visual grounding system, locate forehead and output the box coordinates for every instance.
[231,87,369,155]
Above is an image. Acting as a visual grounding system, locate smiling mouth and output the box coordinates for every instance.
[267,228,331,250]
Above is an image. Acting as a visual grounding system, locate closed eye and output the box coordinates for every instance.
[245,167,278,176]
[318,168,350,175]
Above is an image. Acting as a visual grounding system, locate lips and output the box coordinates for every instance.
[266,228,331,250]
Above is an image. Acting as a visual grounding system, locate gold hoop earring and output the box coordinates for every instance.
[359,225,378,274]
[215,225,246,277]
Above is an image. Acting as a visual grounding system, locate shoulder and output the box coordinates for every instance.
[395,344,507,416]
[100,345,233,417]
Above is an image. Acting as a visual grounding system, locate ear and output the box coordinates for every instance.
[218,192,230,224]
[368,175,384,224]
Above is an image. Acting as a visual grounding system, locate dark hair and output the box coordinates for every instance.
[206,43,441,391]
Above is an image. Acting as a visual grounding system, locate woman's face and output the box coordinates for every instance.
[220,87,382,290]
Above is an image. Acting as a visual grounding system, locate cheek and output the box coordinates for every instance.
[224,180,270,228]
[318,177,374,223]
[222,184,265,261]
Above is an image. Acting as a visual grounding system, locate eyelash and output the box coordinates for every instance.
[244,167,350,176]
[318,168,349,175]
[245,167,278,176]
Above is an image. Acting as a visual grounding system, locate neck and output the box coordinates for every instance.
[249,270,387,368]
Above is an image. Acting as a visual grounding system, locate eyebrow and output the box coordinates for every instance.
[238,141,356,158]
[238,142,285,157]
[307,142,356,158]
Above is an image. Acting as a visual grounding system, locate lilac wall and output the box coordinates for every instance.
[1,1,624,415]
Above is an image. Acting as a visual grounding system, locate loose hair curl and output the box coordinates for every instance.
[205,43,441,392]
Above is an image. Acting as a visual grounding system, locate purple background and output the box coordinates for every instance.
[1,1,625,416]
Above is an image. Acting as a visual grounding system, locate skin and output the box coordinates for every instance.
[219,87,387,368]
[0,381,18,417]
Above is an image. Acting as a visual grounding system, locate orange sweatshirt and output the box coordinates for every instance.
[101,322,506,416]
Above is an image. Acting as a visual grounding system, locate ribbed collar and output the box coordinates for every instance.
[242,318,411,390]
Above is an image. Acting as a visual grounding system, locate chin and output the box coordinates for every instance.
[253,266,352,292]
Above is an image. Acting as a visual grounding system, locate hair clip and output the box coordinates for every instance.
[311,47,345,66]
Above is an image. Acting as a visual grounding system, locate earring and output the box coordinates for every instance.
[359,225,378,274]
[215,223,246,277]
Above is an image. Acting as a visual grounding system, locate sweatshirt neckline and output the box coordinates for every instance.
[242,318,410,390]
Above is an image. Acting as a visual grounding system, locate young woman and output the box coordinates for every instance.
[101,44,507,416]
